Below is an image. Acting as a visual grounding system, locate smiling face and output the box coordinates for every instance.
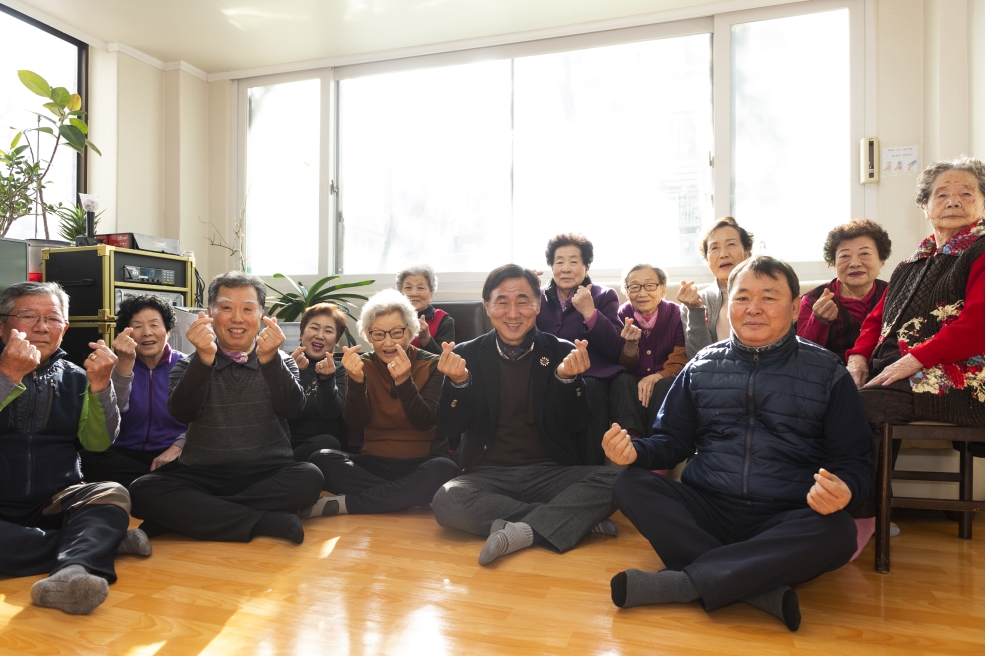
[210,285,262,352]
[400,275,433,313]
[727,269,798,348]
[624,268,666,316]
[301,313,340,359]
[486,277,540,346]
[368,310,412,364]
[0,293,68,362]
[551,245,589,295]
[129,307,169,363]
[706,226,751,284]
[924,170,985,241]
[834,235,882,295]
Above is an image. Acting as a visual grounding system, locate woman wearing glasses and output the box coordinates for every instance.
[306,289,458,516]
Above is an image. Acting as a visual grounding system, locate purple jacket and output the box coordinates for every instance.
[536,278,625,379]
[617,299,685,378]
[112,344,188,452]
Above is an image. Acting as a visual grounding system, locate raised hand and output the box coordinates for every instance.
[846,354,869,389]
[256,316,285,364]
[417,316,431,346]
[806,468,852,515]
[340,345,364,383]
[187,312,218,365]
[676,280,704,309]
[637,373,663,408]
[387,346,412,385]
[84,339,118,393]
[811,288,839,324]
[314,355,336,379]
[602,423,638,465]
[571,284,596,320]
[112,327,138,376]
[437,341,469,384]
[0,329,41,383]
[291,346,310,371]
[621,317,642,343]
[556,339,590,380]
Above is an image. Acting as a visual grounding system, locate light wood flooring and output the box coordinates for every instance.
[0,508,981,655]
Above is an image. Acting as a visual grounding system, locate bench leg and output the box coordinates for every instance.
[875,424,892,573]
[959,446,973,540]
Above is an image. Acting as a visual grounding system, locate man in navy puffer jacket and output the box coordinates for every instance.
[603,256,873,632]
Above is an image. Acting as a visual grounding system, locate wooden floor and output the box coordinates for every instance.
[0,508,981,655]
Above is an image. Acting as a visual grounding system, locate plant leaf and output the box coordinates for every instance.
[42,102,62,116]
[68,94,82,111]
[318,279,376,293]
[69,118,88,134]
[28,126,55,136]
[18,70,51,98]
[59,124,86,152]
[303,275,341,299]
[271,273,306,298]
[84,139,101,156]
[10,132,21,149]
[50,87,70,106]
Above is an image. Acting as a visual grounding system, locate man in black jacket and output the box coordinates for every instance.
[432,264,619,566]
[604,256,874,632]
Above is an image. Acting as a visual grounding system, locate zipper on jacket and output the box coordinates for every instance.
[25,372,37,497]
[144,368,153,451]
[742,351,759,500]
[40,378,55,430]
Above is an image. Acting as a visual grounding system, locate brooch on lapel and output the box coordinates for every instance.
[540,357,550,367]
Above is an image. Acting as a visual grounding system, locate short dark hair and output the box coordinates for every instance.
[115,295,177,334]
[623,264,667,288]
[208,271,266,309]
[482,265,542,303]
[727,255,800,301]
[822,219,892,266]
[300,302,348,336]
[699,216,754,261]
[545,233,594,267]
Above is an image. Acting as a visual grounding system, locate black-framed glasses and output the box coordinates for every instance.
[368,327,408,342]
[1,312,66,329]
[625,283,663,294]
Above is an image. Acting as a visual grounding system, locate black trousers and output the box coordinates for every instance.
[309,450,458,514]
[129,458,323,542]
[609,372,675,437]
[291,433,340,463]
[79,446,179,488]
[584,377,614,465]
[614,468,857,611]
[0,482,130,582]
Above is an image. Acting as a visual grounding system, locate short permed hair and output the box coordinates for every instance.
[545,233,594,267]
[300,302,348,336]
[699,216,754,261]
[822,219,892,266]
[395,264,438,294]
[481,264,542,303]
[357,289,417,342]
[623,264,667,288]
[727,255,800,301]
[0,281,69,320]
[208,271,266,310]
[115,295,177,334]
[915,156,985,208]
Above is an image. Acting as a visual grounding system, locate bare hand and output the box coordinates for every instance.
[84,339,118,393]
[638,373,664,408]
[602,423,638,465]
[676,280,704,309]
[291,346,310,371]
[806,468,852,514]
[621,317,642,343]
[572,284,596,321]
[557,339,591,380]
[112,327,137,361]
[256,316,285,364]
[0,329,41,383]
[811,288,839,324]
[341,345,364,383]
[846,354,869,389]
[417,316,431,346]
[314,356,336,379]
[437,341,469,384]
[187,312,218,365]
[150,444,182,471]
[865,353,924,388]
[387,346,412,385]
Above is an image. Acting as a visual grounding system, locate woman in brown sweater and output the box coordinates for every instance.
[306,289,458,515]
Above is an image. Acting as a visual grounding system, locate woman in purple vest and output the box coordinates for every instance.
[398,264,454,355]
[79,295,187,488]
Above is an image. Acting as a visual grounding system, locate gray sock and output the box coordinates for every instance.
[479,521,534,566]
[298,495,346,519]
[591,519,618,536]
[611,569,700,608]
[744,585,801,632]
[116,529,152,556]
[31,564,109,615]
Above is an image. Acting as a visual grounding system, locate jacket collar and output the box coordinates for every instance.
[421,304,436,320]
[545,275,593,308]
[906,217,984,263]
[214,346,260,371]
[730,325,798,360]
[135,343,174,371]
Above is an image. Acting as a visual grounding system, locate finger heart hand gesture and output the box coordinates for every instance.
[257,316,285,364]
[557,339,591,379]
[437,341,469,384]
[572,284,596,319]
[812,288,839,324]
[291,346,309,371]
[112,327,138,360]
[621,317,642,342]
[341,345,364,383]
[387,347,412,385]
[315,356,336,378]
[0,329,41,383]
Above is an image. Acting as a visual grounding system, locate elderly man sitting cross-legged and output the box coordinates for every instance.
[129,272,324,544]
[604,256,874,632]
[432,264,619,566]
[0,282,147,616]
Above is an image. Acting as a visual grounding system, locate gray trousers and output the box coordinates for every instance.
[431,463,618,553]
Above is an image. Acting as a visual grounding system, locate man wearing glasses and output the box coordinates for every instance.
[0,281,144,615]
[432,264,620,566]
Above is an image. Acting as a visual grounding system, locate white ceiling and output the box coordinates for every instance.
[12,0,726,75]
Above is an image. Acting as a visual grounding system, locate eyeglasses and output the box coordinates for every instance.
[488,300,539,314]
[1,313,66,329]
[625,283,663,294]
[368,327,407,342]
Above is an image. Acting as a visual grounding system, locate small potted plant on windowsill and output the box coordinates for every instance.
[265,273,375,351]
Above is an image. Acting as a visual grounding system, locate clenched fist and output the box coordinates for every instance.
[806,468,852,515]
[84,339,118,393]
[0,329,41,384]
[602,423,637,465]
[417,316,431,347]
[571,284,596,321]
[437,341,469,385]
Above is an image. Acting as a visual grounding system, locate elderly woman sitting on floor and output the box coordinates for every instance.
[398,264,455,355]
[306,289,458,516]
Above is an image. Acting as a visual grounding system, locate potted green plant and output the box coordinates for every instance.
[265,273,375,348]
[55,202,103,242]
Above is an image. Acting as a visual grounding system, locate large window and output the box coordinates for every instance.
[0,5,85,241]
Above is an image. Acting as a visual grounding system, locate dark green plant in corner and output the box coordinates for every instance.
[266,273,375,346]
[55,202,103,241]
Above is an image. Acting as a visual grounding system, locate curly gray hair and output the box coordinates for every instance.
[395,264,437,294]
[915,156,985,208]
[0,281,69,320]
[357,289,418,342]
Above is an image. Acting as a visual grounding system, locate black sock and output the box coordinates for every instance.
[744,586,801,632]
[252,511,304,544]
[611,569,701,608]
